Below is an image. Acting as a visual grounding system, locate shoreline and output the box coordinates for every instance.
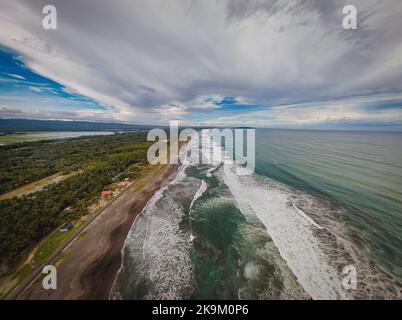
[25,163,179,300]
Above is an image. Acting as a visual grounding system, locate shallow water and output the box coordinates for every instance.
[115,130,402,299]
[254,130,402,280]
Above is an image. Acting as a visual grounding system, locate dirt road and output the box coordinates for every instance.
[23,164,177,300]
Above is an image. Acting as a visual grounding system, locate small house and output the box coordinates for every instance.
[59,223,73,233]
[101,191,111,197]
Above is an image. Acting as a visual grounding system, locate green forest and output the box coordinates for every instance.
[0,132,152,269]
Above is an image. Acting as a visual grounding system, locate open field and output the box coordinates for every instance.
[0,131,114,145]
[0,218,84,299]
[0,172,78,201]
[0,134,41,143]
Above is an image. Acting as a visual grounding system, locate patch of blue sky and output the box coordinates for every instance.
[366,99,402,111]
[213,96,266,112]
[0,47,106,111]
[183,96,269,122]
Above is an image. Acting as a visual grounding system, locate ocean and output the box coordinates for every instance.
[113,129,402,300]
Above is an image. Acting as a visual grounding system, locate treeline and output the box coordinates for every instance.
[0,132,150,195]
[0,132,153,268]
[0,119,151,134]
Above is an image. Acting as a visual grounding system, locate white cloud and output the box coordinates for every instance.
[193,94,402,127]
[0,0,401,125]
[6,73,26,80]
[28,86,44,93]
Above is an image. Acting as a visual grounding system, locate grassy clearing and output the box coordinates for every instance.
[0,134,40,143]
[13,132,47,135]
[0,259,33,299]
[32,219,84,266]
[0,172,78,201]
[0,216,88,299]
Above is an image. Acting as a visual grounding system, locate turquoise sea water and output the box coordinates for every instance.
[254,130,402,279]
[115,129,402,299]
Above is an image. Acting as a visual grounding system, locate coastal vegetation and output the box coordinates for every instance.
[0,133,41,144]
[0,119,150,134]
[0,132,152,271]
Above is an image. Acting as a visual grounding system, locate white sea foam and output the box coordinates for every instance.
[291,202,323,229]
[117,137,220,299]
[110,176,172,299]
[243,262,261,281]
[113,141,200,299]
[221,163,351,299]
[188,180,208,242]
[206,166,219,177]
[197,126,358,301]
[114,132,402,300]
[122,180,196,299]
[189,180,208,212]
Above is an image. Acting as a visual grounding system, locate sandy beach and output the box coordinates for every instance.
[25,164,178,300]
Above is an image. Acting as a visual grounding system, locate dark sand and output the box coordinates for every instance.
[26,164,178,300]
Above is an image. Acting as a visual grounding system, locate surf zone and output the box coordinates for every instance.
[146,121,256,175]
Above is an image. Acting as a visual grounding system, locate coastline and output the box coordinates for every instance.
[24,163,179,300]
[13,132,401,300]
[111,133,402,299]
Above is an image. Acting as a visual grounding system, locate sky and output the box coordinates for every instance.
[0,0,402,129]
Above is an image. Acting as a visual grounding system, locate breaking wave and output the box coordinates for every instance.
[114,131,402,300]
[221,160,402,299]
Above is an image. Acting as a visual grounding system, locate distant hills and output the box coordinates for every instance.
[0,119,153,133]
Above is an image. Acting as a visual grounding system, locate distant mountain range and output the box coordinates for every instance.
[0,119,153,133]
